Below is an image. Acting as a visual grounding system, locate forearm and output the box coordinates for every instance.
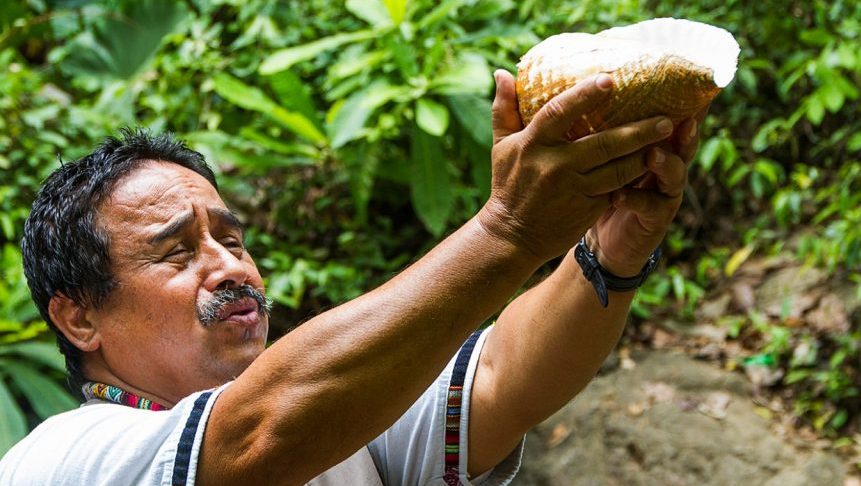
[468,249,633,474]
[200,216,542,485]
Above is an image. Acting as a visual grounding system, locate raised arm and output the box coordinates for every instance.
[197,73,666,485]
[468,70,707,475]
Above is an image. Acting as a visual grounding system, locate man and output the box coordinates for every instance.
[0,70,702,485]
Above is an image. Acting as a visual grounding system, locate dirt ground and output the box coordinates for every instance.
[513,350,846,486]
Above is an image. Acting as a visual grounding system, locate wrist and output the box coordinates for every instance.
[584,230,646,278]
[474,205,546,270]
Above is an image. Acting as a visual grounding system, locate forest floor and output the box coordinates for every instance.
[514,255,861,485]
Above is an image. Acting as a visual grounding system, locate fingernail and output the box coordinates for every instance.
[493,70,501,93]
[688,120,698,140]
[656,118,673,136]
[653,148,665,165]
[596,74,613,91]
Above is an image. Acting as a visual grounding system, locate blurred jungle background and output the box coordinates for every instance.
[0,0,859,482]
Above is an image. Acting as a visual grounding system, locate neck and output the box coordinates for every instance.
[82,358,178,408]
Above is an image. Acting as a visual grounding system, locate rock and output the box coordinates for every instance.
[806,293,851,334]
[513,351,845,486]
[755,266,827,318]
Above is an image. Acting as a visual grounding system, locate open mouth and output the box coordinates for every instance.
[216,297,260,325]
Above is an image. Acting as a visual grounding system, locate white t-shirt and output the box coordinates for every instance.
[0,329,523,485]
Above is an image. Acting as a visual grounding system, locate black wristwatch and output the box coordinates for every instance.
[573,236,661,308]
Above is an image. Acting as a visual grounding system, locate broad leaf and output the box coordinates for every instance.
[410,125,452,236]
[328,80,407,148]
[346,0,392,27]
[259,30,378,75]
[416,0,464,30]
[446,94,493,148]
[0,341,65,373]
[0,377,26,455]
[430,52,492,95]
[3,360,77,419]
[383,0,408,25]
[416,98,449,136]
[61,0,188,80]
[343,145,379,223]
[212,74,326,144]
[269,70,322,130]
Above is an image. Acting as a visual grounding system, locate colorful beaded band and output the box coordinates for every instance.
[82,381,167,411]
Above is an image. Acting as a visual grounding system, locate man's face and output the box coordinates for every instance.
[87,161,268,404]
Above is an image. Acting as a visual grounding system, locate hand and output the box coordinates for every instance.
[477,69,676,261]
[586,108,709,277]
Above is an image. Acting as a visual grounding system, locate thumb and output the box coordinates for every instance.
[491,69,523,144]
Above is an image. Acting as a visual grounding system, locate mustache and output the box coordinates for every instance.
[197,284,272,327]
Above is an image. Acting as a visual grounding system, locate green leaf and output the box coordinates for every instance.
[328,80,407,148]
[0,341,65,373]
[416,98,450,136]
[416,0,464,30]
[343,145,379,223]
[806,96,825,125]
[213,73,278,114]
[383,0,408,25]
[847,132,861,152]
[446,94,493,148]
[799,29,832,46]
[821,84,844,113]
[3,360,77,419]
[697,137,722,171]
[346,0,392,27]
[212,73,326,144]
[0,378,27,456]
[410,124,452,236]
[259,30,378,75]
[269,70,322,130]
[61,0,189,80]
[430,52,492,95]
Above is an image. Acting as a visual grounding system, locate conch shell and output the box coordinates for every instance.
[515,18,740,138]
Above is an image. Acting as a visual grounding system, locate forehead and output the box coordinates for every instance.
[99,160,225,228]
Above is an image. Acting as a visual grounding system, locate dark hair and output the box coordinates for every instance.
[22,128,218,398]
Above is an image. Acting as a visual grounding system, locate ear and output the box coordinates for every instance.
[48,293,100,352]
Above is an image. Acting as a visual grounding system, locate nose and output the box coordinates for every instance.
[201,238,249,292]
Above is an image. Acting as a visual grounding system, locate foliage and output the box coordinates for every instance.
[0,0,860,444]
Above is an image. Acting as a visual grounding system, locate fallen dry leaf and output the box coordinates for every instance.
[627,402,647,417]
[546,422,571,449]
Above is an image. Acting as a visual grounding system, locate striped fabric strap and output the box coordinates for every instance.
[443,330,482,486]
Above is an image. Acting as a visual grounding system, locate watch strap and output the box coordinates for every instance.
[573,236,661,308]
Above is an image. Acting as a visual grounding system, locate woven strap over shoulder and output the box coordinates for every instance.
[443,330,482,486]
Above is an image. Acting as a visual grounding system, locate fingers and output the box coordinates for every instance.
[526,74,614,145]
[676,103,710,163]
[491,70,523,144]
[675,118,700,164]
[643,147,687,198]
[611,186,682,225]
[580,150,649,197]
[571,116,674,172]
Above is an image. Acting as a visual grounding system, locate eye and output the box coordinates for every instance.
[162,245,192,262]
[221,237,245,254]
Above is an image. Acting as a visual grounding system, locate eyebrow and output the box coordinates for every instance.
[209,207,245,235]
[148,212,194,245]
[147,208,244,245]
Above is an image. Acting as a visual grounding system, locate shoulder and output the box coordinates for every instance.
[0,384,229,486]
